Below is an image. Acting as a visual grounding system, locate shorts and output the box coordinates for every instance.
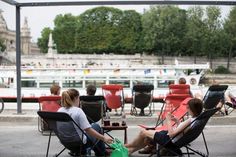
[154,130,182,155]
[154,130,172,146]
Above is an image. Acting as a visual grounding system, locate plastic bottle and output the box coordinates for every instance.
[121,110,126,126]
[104,111,110,126]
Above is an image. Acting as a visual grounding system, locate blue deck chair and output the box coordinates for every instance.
[152,107,220,157]
[203,85,228,110]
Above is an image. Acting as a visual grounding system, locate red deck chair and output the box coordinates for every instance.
[38,96,61,133]
[155,94,192,125]
[169,84,191,95]
[154,84,192,125]
[102,84,125,115]
[139,97,191,130]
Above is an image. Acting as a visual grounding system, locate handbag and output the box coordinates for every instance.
[110,139,129,157]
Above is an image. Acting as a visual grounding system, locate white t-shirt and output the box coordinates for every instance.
[172,117,196,143]
[229,88,236,98]
[57,106,91,144]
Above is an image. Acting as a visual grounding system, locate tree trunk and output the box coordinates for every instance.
[227,45,232,70]
[209,52,213,70]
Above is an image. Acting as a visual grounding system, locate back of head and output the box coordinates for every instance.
[86,84,97,96]
[50,84,61,95]
[179,78,186,84]
[188,98,203,117]
[61,89,79,108]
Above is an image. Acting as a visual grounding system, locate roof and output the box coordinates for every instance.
[2,0,236,7]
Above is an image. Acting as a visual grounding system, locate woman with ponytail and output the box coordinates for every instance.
[58,89,113,156]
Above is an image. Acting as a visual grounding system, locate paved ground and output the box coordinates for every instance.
[0,122,236,157]
[1,107,236,157]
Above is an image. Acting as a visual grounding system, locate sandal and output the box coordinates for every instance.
[138,145,156,154]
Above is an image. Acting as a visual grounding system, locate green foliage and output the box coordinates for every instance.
[214,66,231,74]
[35,5,236,59]
[53,13,78,54]
[142,6,187,56]
[37,27,51,53]
[75,7,142,54]
[184,6,205,58]
[0,38,6,52]
[224,6,236,57]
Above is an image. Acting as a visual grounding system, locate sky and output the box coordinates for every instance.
[0,0,232,42]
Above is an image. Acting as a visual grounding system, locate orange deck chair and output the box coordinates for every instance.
[139,97,192,131]
[155,84,192,124]
[102,84,125,115]
[168,84,191,95]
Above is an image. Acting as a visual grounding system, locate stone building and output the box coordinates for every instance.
[0,10,40,54]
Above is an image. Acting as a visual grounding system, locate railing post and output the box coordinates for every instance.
[16,5,22,114]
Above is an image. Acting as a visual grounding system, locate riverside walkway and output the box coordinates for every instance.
[1,108,236,157]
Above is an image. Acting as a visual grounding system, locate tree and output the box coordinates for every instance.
[37,27,51,53]
[142,6,187,63]
[76,7,123,54]
[53,13,78,54]
[118,10,143,53]
[0,38,6,53]
[224,6,236,70]
[203,6,222,69]
[75,7,142,54]
[185,6,205,63]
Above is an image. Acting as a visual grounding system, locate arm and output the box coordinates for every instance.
[166,112,191,138]
[85,127,113,144]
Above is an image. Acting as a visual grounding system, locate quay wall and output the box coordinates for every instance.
[2,53,236,73]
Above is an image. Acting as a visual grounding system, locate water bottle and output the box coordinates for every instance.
[104,111,110,126]
[121,111,126,126]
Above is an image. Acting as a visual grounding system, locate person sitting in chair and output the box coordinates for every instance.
[86,84,97,96]
[225,88,236,111]
[50,84,61,96]
[126,98,203,155]
[58,89,113,156]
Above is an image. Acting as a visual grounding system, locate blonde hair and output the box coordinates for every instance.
[50,84,61,95]
[61,89,79,108]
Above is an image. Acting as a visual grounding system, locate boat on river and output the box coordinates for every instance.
[0,63,209,96]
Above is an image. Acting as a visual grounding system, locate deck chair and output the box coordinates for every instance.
[130,84,154,116]
[169,84,191,95]
[156,94,192,125]
[37,111,99,157]
[225,97,236,115]
[79,95,105,124]
[203,85,228,110]
[102,84,125,115]
[153,107,220,157]
[139,97,191,131]
[38,96,61,133]
[0,98,4,113]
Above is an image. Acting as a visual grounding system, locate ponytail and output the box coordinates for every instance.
[61,89,79,108]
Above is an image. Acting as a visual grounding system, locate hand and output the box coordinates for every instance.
[166,112,172,120]
[170,115,178,123]
[104,136,113,144]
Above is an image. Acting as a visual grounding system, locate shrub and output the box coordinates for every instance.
[214,66,231,74]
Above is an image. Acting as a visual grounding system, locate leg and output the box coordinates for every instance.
[87,123,106,156]
[139,109,145,116]
[125,129,156,155]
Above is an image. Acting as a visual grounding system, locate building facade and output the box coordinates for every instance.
[0,10,40,54]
